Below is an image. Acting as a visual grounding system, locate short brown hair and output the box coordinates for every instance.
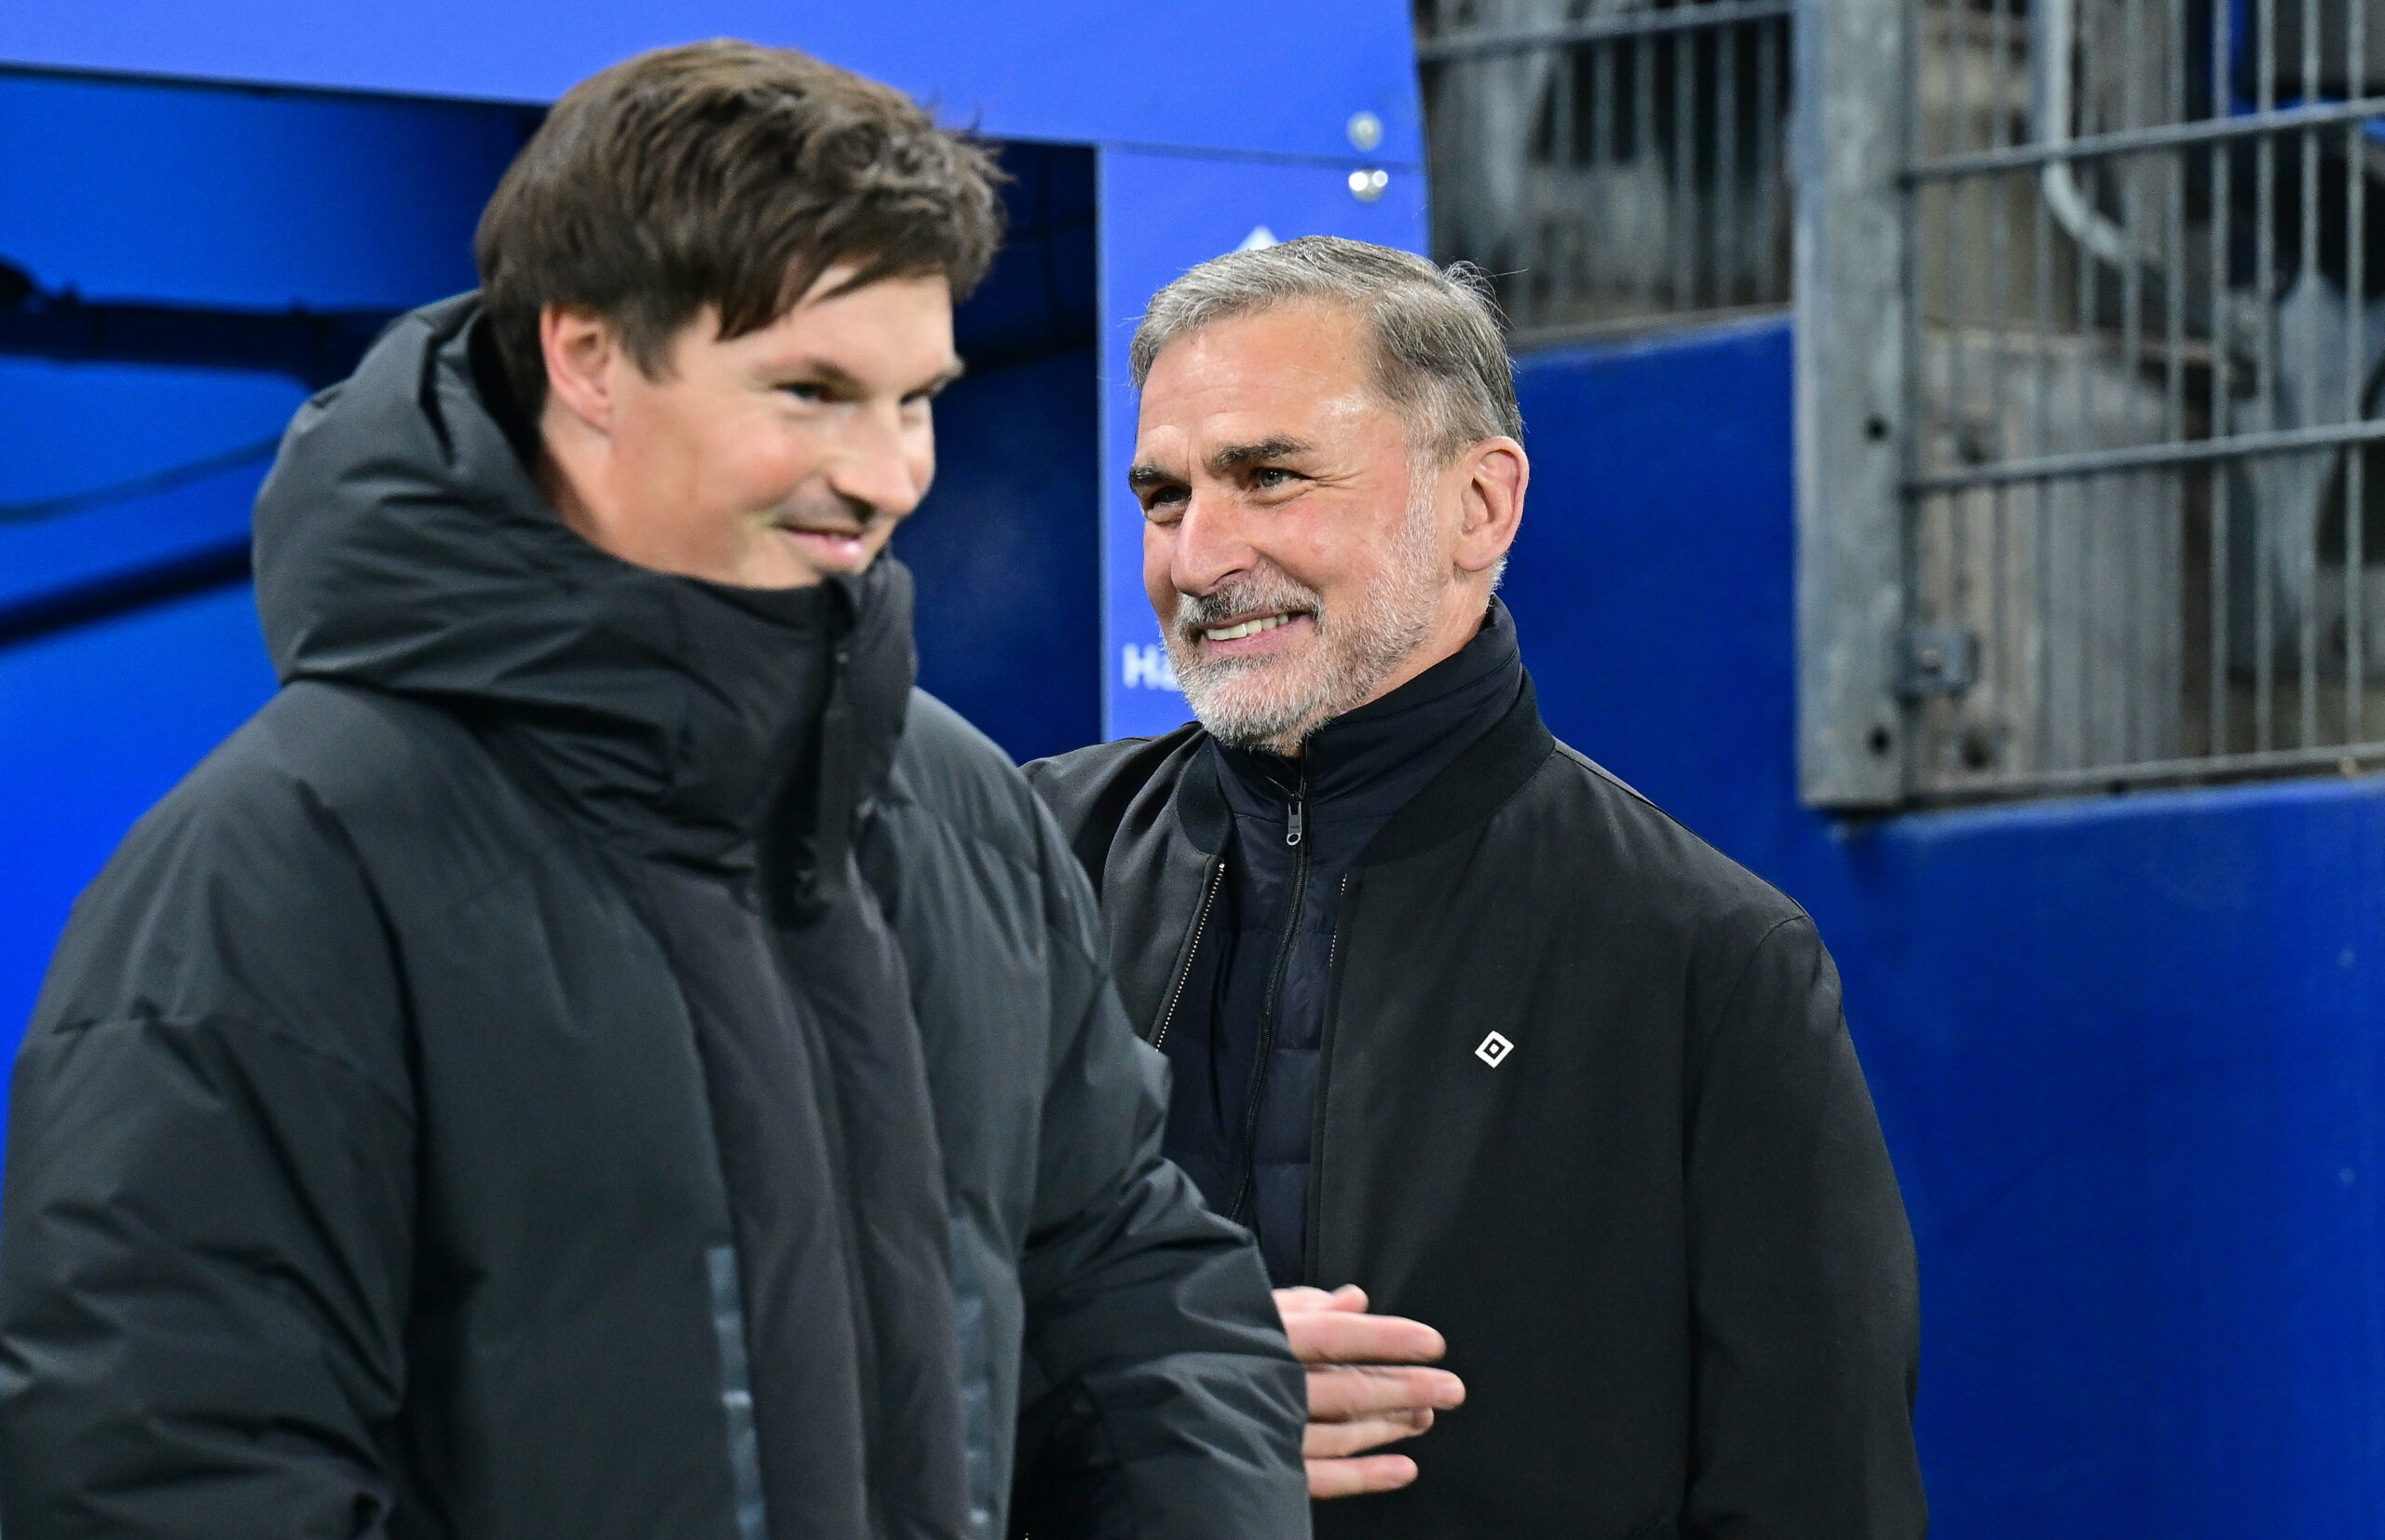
[475,39,1004,413]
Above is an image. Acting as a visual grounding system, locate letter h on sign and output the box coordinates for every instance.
[1122,644,1179,691]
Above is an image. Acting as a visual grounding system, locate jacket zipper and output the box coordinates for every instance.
[1228,770,1308,1225]
[1152,856,1225,1050]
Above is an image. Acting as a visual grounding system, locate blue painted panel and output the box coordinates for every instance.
[0,71,529,310]
[0,584,278,1082]
[902,143,1101,762]
[0,361,295,612]
[1847,784,2385,1537]
[1506,316,2385,1538]
[0,0,1425,166]
[898,345,1100,764]
[1095,146,1429,740]
[1503,318,1809,865]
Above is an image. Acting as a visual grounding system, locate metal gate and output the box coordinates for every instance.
[1417,0,1797,341]
[1799,0,2385,804]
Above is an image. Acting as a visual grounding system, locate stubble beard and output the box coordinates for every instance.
[1165,491,1448,756]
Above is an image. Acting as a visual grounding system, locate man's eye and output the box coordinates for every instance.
[1252,468,1294,489]
[781,382,828,403]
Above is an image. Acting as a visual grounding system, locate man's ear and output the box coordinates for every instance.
[538,306,620,437]
[1452,437,1528,576]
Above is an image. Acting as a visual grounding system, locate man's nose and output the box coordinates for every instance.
[1170,488,1256,596]
[825,405,932,520]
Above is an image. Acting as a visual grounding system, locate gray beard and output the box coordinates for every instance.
[1165,493,1446,755]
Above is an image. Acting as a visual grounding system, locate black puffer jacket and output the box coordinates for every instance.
[0,296,1307,1540]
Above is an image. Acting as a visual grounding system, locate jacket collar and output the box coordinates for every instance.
[1174,601,1553,863]
[1363,671,1557,865]
[1208,599,1523,830]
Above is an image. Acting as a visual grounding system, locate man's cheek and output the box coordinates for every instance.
[1141,528,1176,609]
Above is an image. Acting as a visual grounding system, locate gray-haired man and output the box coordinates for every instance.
[1026,237,1928,1537]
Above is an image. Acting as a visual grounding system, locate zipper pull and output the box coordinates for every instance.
[1286,797,1304,847]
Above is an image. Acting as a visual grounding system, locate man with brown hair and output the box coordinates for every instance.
[0,43,1307,1540]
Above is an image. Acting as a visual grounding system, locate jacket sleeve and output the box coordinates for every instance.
[1682,915,1927,1540]
[1007,825,1309,1540]
[0,805,416,1538]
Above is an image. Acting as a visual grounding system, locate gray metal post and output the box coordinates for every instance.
[1794,0,1911,805]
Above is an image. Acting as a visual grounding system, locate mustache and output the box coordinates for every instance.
[1172,572,1323,636]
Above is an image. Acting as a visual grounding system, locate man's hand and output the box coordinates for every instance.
[1275,1284,1466,1499]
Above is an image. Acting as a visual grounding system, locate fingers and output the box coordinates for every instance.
[1305,1362,1466,1423]
[1273,1284,1368,1317]
[1304,1409,1434,1458]
[1282,1306,1446,1366]
[1307,1452,1420,1500]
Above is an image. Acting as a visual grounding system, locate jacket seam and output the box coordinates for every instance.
[1687,913,1814,1093]
[39,1008,416,1127]
[875,785,1044,885]
[280,681,543,919]
[873,786,1114,984]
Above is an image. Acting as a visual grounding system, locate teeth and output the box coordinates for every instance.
[1203,613,1294,643]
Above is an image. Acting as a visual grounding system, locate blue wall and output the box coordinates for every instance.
[1506,317,2385,1538]
[0,0,1424,168]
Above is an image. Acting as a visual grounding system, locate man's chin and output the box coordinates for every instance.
[1179,675,1333,754]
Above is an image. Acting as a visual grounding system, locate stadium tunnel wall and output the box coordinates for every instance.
[1502,315,2385,1540]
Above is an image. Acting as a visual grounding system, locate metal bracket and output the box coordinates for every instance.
[1901,625,1979,697]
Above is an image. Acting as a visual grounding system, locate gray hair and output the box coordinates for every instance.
[1127,236,1522,463]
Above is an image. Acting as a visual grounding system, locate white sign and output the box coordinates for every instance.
[1121,644,1179,691]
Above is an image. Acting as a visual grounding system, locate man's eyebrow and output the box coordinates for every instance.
[779,357,966,392]
[783,358,865,388]
[1206,436,1314,476]
[1126,461,1178,490]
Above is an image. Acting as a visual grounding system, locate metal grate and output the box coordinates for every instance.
[1799,0,2385,804]
[1416,0,1797,341]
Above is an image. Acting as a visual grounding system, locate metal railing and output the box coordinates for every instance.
[1799,0,2385,805]
[1416,0,1796,341]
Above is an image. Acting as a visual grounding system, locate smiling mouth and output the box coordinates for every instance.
[774,521,877,561]
[1199,611,1305,643]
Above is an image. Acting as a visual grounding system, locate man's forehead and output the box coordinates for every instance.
[1149,305,1369,391]
[1137,323,1387,460]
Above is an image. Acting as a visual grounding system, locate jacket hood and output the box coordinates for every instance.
[252,293,915,872]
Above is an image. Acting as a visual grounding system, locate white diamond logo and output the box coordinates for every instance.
[1474,1031,1514,1068]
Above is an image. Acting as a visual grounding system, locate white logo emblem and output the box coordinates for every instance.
[1475,1031,1514,1068]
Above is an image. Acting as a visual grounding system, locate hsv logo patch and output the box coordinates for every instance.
[1475,1031,1514,1069]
